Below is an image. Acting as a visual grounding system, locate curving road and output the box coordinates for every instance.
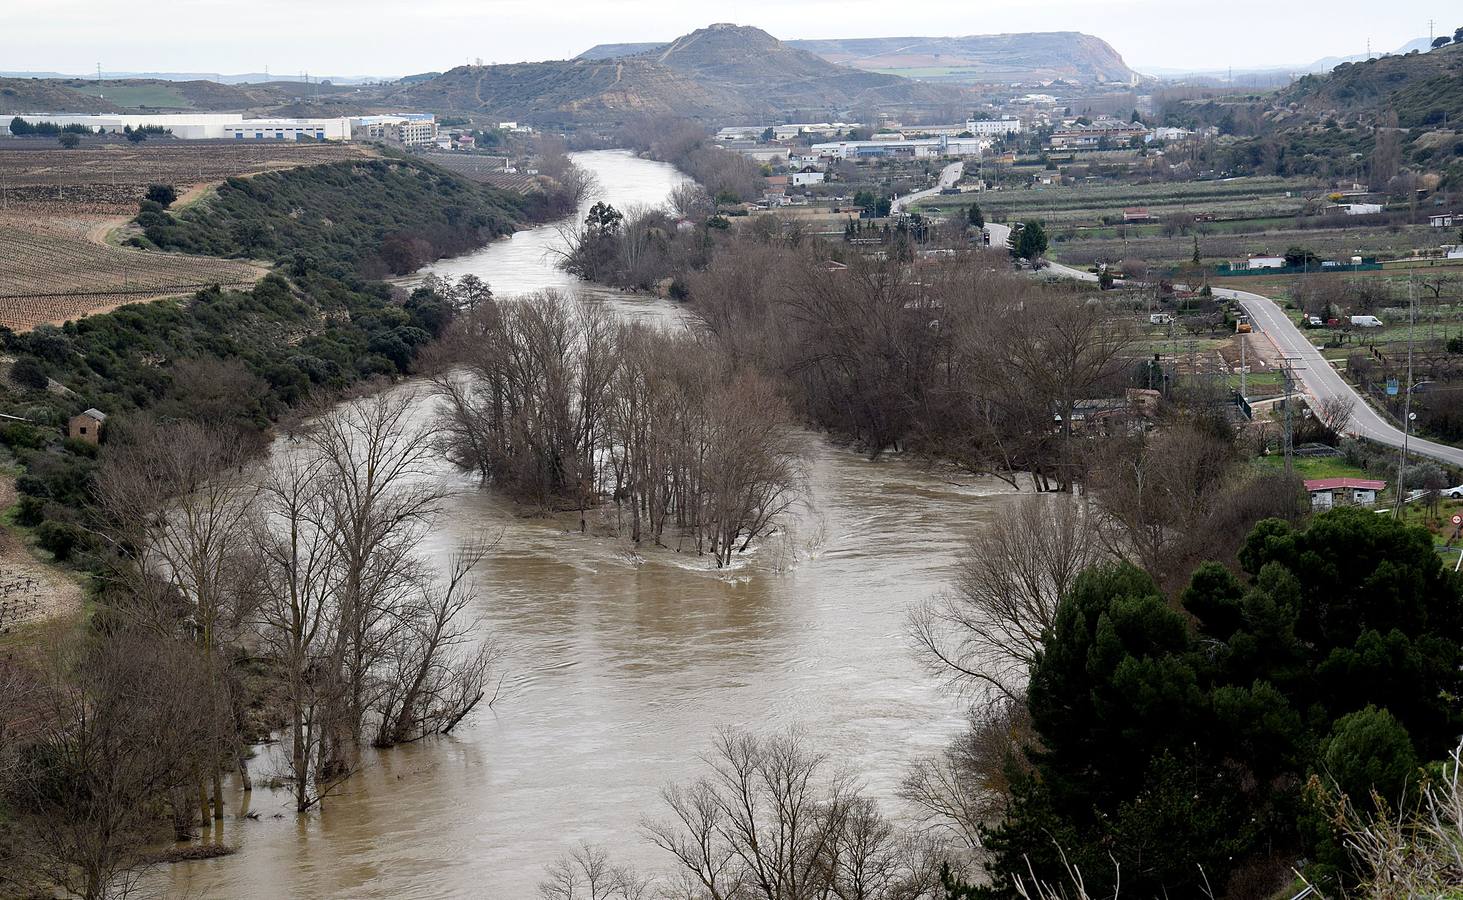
[891,161,963,214]
[1040,260,1463,468]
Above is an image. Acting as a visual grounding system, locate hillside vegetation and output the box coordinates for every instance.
[138,157,526,278]
[0,77,119,114]
[1279,42,1463,127]
[0,75,363,113]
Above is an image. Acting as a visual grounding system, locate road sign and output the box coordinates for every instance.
[1387,379,1399,396]
[1452,515,1460,526]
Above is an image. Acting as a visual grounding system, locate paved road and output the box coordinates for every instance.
[1215,284,1463,467]
[1040,259,1463,468]
[984,222,1011,251]
[891,161,962,214]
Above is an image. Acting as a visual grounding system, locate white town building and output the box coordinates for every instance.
[965,117,1023,137]
[350,114,437,145]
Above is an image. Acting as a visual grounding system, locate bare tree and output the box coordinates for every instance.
[539,843,651,900]
[909,494,1102,703]
[1315,395,1356,436]
[669,182,714,222]
[901,698,1033,856]
[3,630,229,900]
[249,452,343,812]
[94,419,259,819]
[304,391,445,773]
[643,729,939,900]
[373,543,503,747]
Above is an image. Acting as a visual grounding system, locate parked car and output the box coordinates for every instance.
[1445,485,1463,500]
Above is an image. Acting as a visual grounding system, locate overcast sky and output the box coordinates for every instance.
[4,0,1455,77]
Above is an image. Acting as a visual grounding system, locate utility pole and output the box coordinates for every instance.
[1239,331,1247,398]
[1282,362,1295,476]
[1394,278,1417,517]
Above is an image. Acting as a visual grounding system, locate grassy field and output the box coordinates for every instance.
[915,176,1320,223]
[1256,454,1373,481]
[1053,224,1442,268]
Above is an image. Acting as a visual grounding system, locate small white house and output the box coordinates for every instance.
[1247,255,1287,270]
[1304,477,1385,510]
[1430,213,1458,228]
[789,171,826,186]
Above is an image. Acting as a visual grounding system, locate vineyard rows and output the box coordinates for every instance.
[0,220,263,331]
[0,142,377,212]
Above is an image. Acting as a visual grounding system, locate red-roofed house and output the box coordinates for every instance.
[1122,206,1153,223]
[1303,477,1385,510]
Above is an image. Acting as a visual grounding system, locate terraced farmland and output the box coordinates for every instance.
[0,215,264,330]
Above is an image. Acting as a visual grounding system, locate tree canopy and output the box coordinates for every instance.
[970,507,1463,897]
[1011,220,1047,260]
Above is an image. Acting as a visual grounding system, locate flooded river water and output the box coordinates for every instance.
[164,150,1009,899]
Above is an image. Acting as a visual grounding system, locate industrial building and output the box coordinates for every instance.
[810,135,989,160]
[222,118,352,141]
[6,112,446,143]
[7,112,358,141]
[7,113,247,139]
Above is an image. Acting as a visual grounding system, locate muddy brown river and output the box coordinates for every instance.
[163,151,1007,898]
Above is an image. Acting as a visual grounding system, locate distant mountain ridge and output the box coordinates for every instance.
[1137,36,1432,80]
[580,30,1138,85]
[399,24,967,123]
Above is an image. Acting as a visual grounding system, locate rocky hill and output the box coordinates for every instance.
[582,30,1138,86]
[1276,42,1463,128]
[406,24,965,123]
[394,57,742,121]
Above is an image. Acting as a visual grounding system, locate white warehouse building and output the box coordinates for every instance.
[222,118,351,141]
[8,113,246,139]
[8,112,353,141]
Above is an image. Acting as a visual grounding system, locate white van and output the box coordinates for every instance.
[1350,315,1383,328]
